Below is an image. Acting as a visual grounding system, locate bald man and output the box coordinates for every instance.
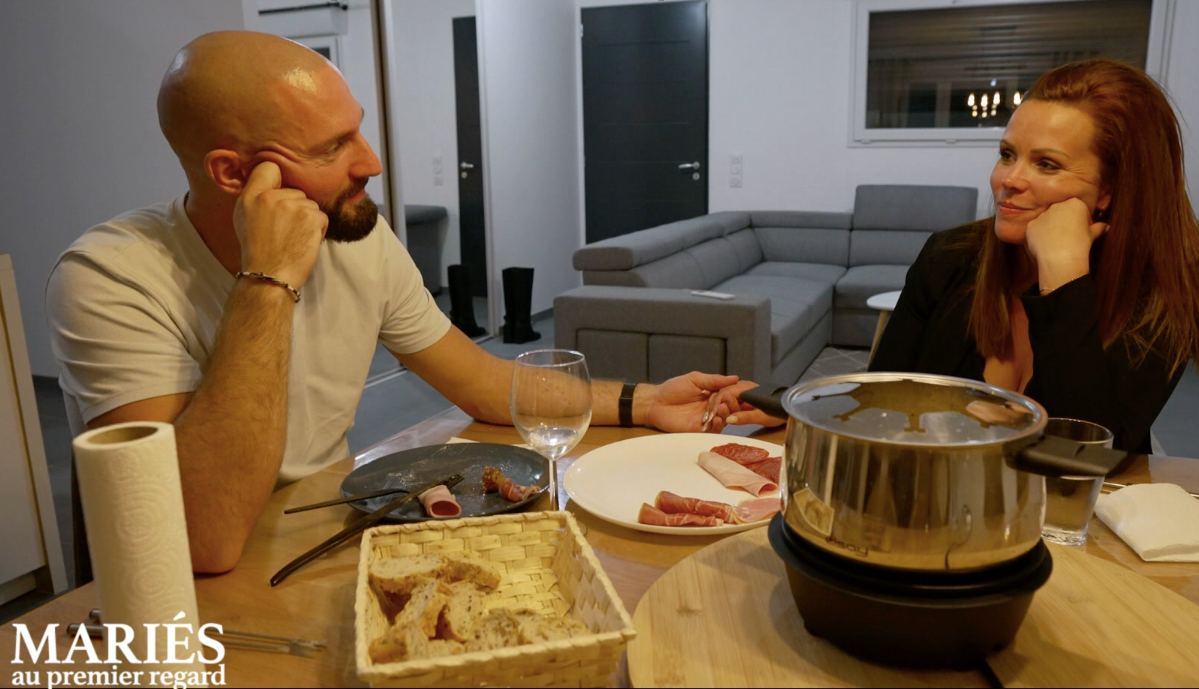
[46,31,770,573]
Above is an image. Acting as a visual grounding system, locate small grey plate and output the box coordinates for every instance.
[340,443,548,522]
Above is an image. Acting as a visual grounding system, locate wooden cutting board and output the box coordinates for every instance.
[628,527,1199,688]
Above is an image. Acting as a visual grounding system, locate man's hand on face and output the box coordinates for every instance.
[233,161,329,290]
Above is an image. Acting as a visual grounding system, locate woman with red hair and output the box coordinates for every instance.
[871,59,1199,455]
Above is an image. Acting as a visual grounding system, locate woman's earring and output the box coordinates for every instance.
[1092,206,1110,222]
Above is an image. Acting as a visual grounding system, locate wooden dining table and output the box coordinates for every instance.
[3,407,1198,687]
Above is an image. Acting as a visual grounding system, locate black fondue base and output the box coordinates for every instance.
[767,515,1053,669]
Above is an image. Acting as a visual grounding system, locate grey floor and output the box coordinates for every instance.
[8,314,1199,623]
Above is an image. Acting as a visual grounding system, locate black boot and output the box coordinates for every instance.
[448,264,486,337]
[501,267,541,344]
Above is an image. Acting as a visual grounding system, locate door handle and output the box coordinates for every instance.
[459,161,476,170]
[677,161,701,170]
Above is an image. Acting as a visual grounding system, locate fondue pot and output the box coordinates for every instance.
[745,372,1128,667]
[749,372,1126,571]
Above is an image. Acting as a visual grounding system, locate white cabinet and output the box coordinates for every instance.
[0,254,66,602]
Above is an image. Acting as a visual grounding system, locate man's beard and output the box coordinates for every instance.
[322,183,378,243]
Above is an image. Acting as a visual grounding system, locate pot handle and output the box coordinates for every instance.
[739,386,788,418]
[1010,435,1133,477]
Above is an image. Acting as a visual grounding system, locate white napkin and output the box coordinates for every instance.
[1094,483,1199,562]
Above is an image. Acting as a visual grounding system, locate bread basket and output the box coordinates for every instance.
[355,511,636,687]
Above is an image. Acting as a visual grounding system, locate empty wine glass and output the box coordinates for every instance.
[510,349,592,510]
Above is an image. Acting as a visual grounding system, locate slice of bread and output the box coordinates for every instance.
[510,608,590,644]
[369,624,428,664]
[422,639,466,659]
[395,579,451,638]
[437,582,486,642]
[440,556,502,591]
[370,554,445,596]
[464,608,522,653]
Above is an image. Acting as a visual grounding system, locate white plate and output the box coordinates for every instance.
[563,433,784,535]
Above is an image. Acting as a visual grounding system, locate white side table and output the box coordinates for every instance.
[866,290,902,362]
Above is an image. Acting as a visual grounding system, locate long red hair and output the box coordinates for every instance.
[969,59,1199,374]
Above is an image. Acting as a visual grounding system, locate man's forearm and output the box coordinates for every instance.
[173,281,295,572]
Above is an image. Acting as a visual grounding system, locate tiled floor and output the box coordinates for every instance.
[9,321,1198,624]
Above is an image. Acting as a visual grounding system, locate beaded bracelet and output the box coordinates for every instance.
[235,271,301,303]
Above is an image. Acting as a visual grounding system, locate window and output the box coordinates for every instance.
[850,0,1172,146]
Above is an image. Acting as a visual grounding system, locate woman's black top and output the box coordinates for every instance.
[869,221,1182,453]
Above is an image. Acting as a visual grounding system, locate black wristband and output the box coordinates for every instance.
[619,382,636,428]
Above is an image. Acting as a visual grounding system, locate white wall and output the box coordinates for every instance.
[384,0,476,284]
[0,0,246,377]
[478,0,582,323]
[709,0,996,217]
[1165,0,1199,208]
[708,0,1199,218]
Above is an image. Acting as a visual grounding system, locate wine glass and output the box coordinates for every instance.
[510,349,592,510]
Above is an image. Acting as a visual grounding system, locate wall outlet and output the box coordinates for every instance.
[432,154,443,174]
[730,153,743,166]
[730,176,743,188]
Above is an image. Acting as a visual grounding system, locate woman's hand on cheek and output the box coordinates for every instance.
[1025,197,1109,292]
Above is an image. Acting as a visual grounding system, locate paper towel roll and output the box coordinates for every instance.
[74,421,207,684]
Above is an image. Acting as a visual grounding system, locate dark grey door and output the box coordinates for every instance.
[453,16,487,297]
[582,1,709,244]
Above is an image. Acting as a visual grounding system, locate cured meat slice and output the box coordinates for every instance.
[698,452,778,496]
[734,496,781,524]
[482,466,539,502]
[655,491,735,522]
[418,484,462,518]
[713,443,781,483]
[742,456,782,484]
[638,503,722,527]
[711,443,770,463]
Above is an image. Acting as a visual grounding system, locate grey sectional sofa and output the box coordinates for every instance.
[554,185,978,387]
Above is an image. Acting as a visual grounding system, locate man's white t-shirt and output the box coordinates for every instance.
[46,196,451,483]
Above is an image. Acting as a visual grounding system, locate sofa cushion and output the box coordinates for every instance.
[745,261,846,284]
[852,185,978,232]
[713,274,833,365]
[627,252,707,289]
[685,237,744,288]
[850,229,931,266]
[726,228,764,272]
[710,210,752,235]
[835,265,910,309]
[748,211,852,266]
[750,210,853,230]
[573,215,731,271]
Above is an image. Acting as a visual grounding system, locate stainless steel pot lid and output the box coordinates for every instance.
[781,372,1045,447]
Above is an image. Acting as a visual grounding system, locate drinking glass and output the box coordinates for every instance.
[510,349,592,510]
[1041,417,1114,547]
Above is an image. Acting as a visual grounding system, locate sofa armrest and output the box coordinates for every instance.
[553,285,772,383]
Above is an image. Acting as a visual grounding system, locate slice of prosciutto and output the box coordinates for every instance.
[418,484,462,518]
[482,466,540,502]
[655,490,734,522]
[711,443,770,463]
[734,496,781,523]
[742,456,782,484]
[713,443,781,483]
[638,503,722,527]
[698,451,778,496]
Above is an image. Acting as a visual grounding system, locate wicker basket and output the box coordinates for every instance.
[355,511,636,687]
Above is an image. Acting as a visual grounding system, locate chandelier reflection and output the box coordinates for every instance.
[969,89,1020,120]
